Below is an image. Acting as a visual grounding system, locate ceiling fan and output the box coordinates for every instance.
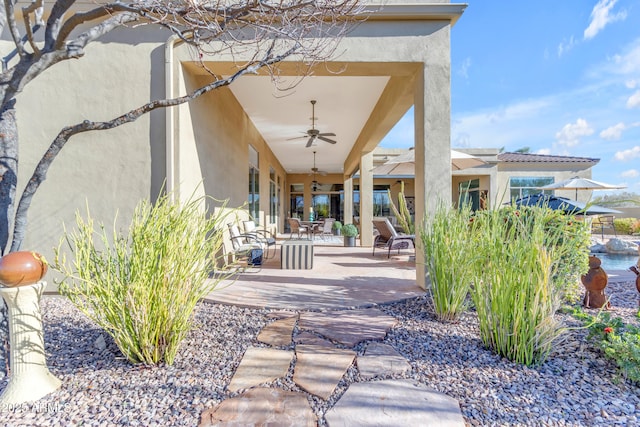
[310,151,326,191]
[290,100,337,148]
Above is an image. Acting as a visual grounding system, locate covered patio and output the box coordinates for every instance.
[205,238,424,311]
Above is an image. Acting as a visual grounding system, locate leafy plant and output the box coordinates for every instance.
[571,308,640,384]
[54,194,233,365]
[614,217,636,235]
[420,201,474,322]
[332,221,343,231]
[469,206,578,365]
[341,223,358,237]
[387,181,414,234]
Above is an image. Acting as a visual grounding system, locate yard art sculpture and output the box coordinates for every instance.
[0,251,61,405]
[581,256,610,309]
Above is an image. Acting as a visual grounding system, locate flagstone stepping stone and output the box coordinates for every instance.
[257,316,297,346]
[293,344,356,400]
[324,379,465,427]
[294,331,336,348]
[227,346,293,392]
[298,308,398,346]
[266,310,299,320]
[199,387,316,427]
[357,342,412,379]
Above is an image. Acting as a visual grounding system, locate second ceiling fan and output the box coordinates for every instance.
[292,100,337,148]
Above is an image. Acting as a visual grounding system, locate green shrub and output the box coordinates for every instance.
[614,217,636,235]
[332,221,343,231]
[469,206,586,365]
[341,223,358,237]
[571,309,640,384]
[54,194,232,365]
[420,201,474,322]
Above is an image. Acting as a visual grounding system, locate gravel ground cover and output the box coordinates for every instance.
[0,279,639,426]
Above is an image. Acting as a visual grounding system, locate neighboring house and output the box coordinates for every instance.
[369,148,600,214]
[10,2,467,289]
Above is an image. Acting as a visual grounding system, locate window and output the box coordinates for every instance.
[353,185,391,217]
[248,146,259,223]
[289,184,304,219]
[269,167,277,225]
[509,177,553,201]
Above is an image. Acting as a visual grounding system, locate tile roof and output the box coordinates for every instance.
[497,152,599,164]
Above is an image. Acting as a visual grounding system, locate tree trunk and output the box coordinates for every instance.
[0,98,18,377]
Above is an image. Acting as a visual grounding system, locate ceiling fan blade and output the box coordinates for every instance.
[318,132,336,137]
[305,136,317,148]
[287,135,308,141]
[317,136,337,144]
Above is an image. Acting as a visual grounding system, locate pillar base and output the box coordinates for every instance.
[0,282,61,405]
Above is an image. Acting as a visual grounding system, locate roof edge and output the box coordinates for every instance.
[364,3,468,25]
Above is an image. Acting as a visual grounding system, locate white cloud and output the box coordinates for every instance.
[599,122,626,140]
[626,79,638,89]
[535,148,552,155]
[557,36,577,57]
[627,90,640,108]
[458,57,472,79]
[621,169,639,178]
[584,0,627,40]
[555,118,594,147]
[614,146,640,161]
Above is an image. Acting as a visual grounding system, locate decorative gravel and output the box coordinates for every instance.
[1,279,639,426]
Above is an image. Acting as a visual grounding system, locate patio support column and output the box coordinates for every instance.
[414,27,453,290]
[359,152,374,246]
[344,175,353,227]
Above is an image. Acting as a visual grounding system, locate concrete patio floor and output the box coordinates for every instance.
[204,237,425,311]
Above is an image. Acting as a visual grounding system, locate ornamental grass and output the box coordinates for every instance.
[55,194,233,366]
[468,206,586,366]
[420,202,474,322]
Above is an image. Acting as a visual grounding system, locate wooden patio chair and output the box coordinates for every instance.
[288,218,310,239]
[372,217,415,258]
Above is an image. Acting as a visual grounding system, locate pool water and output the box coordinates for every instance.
[591,253,638,271]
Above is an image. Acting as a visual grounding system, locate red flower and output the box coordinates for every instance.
[604,327,614,334]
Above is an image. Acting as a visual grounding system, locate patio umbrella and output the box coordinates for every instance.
[371,148,485,175]
[538,176,626,200]
[508,193,621,215]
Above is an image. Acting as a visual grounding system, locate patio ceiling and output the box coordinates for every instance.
[228,75,390,176]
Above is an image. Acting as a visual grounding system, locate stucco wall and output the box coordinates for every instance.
[3,26,169,274]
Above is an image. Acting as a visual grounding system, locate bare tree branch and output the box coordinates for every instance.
[44,0,76,49]
[22,0,45,55]
[3,0,24,57]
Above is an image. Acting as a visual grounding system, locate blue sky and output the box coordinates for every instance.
[380,0,640,195]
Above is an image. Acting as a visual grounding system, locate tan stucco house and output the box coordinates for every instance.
[11,1,469,289]
[371,148,600,218]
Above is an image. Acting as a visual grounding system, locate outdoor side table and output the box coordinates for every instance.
[281,240,314,269]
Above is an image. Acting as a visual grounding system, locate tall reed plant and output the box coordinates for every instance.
[54,194,232,365]
[469,206,572,365]
[421,201,474,322]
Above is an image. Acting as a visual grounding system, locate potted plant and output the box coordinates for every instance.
[342,223,358,247]
[332,220,343,236]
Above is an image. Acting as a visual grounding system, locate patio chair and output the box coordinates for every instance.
[372,217,415,258]
[319,218,335,240]
[591,215,617,240]
[288,218,310,239]
[242,220,276,259]
[227,223,265,269]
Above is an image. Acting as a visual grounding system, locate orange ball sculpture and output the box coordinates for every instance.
[581,256,610,309]
[0,251,48,287]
